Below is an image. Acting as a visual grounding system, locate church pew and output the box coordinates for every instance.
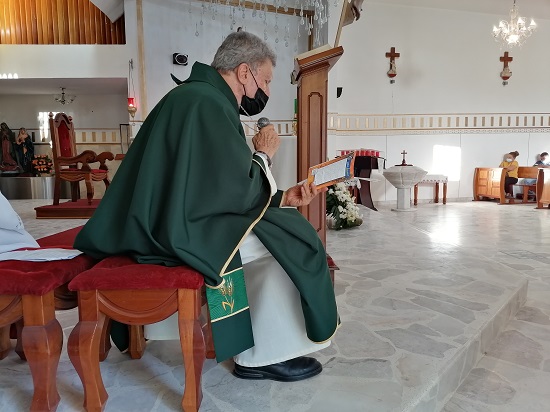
[473,167,503,201]
[536,168,550,209]
[473,167,539,204]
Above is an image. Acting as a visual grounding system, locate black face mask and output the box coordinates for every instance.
[239,69,269,116]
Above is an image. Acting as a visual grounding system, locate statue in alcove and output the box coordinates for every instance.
[14,127,34,175]
[0,122,21,175]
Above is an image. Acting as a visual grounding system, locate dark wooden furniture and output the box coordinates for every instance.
[537,168,550,209]
[513,167,538,203]
[473,167,503,201]
[353,155,384,211]
[49,112,114,205]
[473,167,540,204]
[294,46,343,246]
[67,257,214,412]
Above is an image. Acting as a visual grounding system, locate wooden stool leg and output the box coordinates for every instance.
[22,294,62,412]
[203,306,215,360]
[128,324,146,359]
[443,182,447,204]
[99,317,112,362]
[434,182,439,203]
[0,325,11,360]
[413,184,418,206]
[15,318,26,360]
[178,289,205,412]
[68,291,108,412]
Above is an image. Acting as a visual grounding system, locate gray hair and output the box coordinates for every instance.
[211,31,276,73]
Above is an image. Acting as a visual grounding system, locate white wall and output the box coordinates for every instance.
[328,132,549,202]
[0,94,128,130]
[140,0,309,121]
[0,45,129,80]
[327,2,550,203]
[331,2,550,114]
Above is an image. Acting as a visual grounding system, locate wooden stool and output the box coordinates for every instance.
[0,227,96,412]
[68,256,208,412]
[414,174,448,205]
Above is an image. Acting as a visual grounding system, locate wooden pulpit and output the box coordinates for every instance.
[294,46,344,245]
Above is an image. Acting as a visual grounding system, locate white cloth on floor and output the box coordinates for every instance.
[144,231,330,366]
[0,190,39,252]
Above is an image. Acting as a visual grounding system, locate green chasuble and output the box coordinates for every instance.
[74,62,338,361]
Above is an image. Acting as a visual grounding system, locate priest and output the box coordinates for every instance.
[74,31,339,381]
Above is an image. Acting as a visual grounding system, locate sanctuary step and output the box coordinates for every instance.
[325,204,528,412]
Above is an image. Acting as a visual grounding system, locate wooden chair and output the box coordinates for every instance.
[0,227,97,412]
[67,256,213,412]
[49,112,114,206]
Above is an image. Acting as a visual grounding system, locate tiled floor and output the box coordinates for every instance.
[1,200,549,412]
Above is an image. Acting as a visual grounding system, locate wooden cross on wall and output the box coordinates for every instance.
[500,52,513,70]
[385,47,400,82]
[386,47,400,62]
[500,52,513,84]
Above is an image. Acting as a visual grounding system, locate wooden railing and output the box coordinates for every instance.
[0,0,125,45]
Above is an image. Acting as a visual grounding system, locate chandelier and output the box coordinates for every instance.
[54,87,76,105]
[492,0,536,48]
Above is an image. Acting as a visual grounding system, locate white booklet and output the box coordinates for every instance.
[0,248,83,262]
[307,152,356,188]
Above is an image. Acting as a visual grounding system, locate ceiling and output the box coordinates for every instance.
[369,0,550,19]
[0,78,127,96]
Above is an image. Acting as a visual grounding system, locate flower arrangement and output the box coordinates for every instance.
[32,154,54,175]
[326,182,363,230]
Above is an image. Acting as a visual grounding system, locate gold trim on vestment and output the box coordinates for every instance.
[309,316,342,344]
[205,279,225,289]
[217,158,272,277]
[222,267,243,277]
[210,306,250,323]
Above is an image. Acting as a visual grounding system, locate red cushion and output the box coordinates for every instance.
[37,226,83,248]
[69,256,204,291]
[0,226,96,295]
[0,255,97,295]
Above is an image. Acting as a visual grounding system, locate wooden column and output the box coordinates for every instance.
[294,46,343,245]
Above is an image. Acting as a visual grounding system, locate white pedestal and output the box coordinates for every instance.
[391,187,417,212]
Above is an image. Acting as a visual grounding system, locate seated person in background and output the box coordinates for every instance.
[522,152,549,197]
[0,190,39,252]
[534,152,549,167]
[499,151,519,198]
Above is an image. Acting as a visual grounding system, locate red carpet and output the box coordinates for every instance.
[35,199,101,219]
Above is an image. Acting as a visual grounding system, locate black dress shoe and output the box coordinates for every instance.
[234,356,322,382]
